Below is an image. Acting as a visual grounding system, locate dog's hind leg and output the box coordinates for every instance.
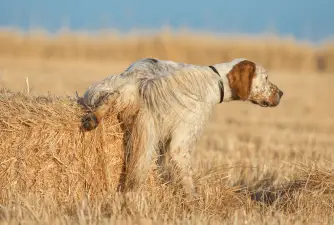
[124,111,158,192]
[156,138,173,185]
[81,91,120,131]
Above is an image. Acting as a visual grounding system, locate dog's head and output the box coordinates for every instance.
[227,60,283,107]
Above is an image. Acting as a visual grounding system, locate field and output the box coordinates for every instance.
[0,30,334,225]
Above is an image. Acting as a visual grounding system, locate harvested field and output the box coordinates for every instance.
[0,29,334,73]
[0,30,333,224]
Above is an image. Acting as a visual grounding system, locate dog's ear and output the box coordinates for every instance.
[227,60,256,100]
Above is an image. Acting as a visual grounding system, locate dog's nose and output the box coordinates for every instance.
[278,90,284,98]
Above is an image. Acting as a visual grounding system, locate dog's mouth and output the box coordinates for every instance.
[250,100,276,107]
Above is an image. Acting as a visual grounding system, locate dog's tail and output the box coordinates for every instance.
[83,74,140,119]
[83,74,137,109]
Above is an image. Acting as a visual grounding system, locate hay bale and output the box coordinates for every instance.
[0,88,125,206]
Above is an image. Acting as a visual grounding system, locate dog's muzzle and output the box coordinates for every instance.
[251,89,284,107]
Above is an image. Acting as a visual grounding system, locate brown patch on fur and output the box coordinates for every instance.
[227,60,256,100]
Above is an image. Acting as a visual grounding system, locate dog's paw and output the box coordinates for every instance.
[81,113,99,131]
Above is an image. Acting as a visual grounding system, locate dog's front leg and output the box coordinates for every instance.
[169,145,199,199]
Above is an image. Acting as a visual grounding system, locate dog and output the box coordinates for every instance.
[80,57,284,198]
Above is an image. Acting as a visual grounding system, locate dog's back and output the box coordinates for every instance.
[121,57,193,79]
[82,58,192,108]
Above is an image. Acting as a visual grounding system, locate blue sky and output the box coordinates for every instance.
[0,0,333,43]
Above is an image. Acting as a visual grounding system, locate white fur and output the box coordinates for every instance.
[81,57,283,197]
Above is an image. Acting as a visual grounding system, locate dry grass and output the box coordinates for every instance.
[0,88,333,225]
[0,30,334,224]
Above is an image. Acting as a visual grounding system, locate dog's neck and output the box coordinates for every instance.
[211,58,247,102]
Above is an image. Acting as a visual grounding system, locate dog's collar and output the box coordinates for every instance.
[209,65,224,103]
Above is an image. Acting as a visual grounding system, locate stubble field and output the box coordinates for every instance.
[0,30,333,225]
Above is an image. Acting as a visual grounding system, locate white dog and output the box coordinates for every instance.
[80,57,283,198]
